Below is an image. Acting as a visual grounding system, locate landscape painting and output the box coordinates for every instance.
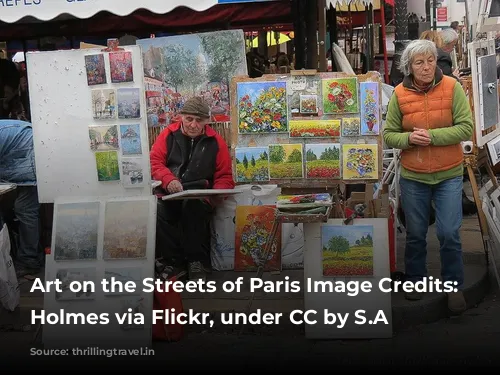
[117,88,141,119]
[237,81,288,133]
[103,200,149,259]
[54,202,99,261]
[84,54,106,86]
[342,144,378,180]
[104,268,142,296]
[342,117,361,136]
[95,151,120,182]
[91,89,116,120]
[359,82,380,135]
[89,125,119,151]
[121,157,145,187]
[321,225,374,277]
[138,30,247,127]
[109,51,134,83]
[55,268,97,301]
[235,147,269,182]
[120,124,142,155]
[322,77,359,114]
[305,143,341,179]
[234,205,281,272]
[289,119,341,138]
[268,144,303,179]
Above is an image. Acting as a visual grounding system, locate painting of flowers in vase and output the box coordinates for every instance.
[342,144,378,180]
[234,205,282,272]
[237,81,288,133]
[322,78,359,114]
[360,82,380,135]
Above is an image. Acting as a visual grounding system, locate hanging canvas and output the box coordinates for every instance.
[342,144,378,180]
[322,77,359,114]
[53,202,99,261]
[117,88,141,119]
[235,147,270,182]
[342,117,361,136]
[321,225,374,277]
[234,205,281,272]
[103,200,149,259]
[289,119,341,138]
[95,151,120,182]
[91,89,117,120]
[84,54,107,86]
[359,82,380,135]
[120,124,142,155]
[109,51,134,83]
[89,125,119,151]
[268,143,304,179]
[55,268,97,301]
[305,143,341,179]
[288,75,322,117]
[237,81,288,133]
[121,157,146,188]
[299,94,318,114]
[104,268,142,296]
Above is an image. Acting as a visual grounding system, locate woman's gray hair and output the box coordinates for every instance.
[398,39,438,76]
[439,28,459,45]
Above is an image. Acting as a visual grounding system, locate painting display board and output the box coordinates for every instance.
[26,46,151,203]
[303,218,392,339]
[42,195,157,349]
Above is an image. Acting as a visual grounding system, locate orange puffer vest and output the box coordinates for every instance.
[394,74,463,173]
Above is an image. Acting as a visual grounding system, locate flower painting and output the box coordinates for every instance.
[268,144,304,179]
[322,78,359,114]
[342,117,361,136]
[289,119,341,138]
[305,143,341,179]
[342,144,378,180]
[237,81,288,133]
[300,94,318,114]
[360,82,380,135]
[235,147,269,182]
[234,205,281,272]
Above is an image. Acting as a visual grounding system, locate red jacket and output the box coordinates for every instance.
[150,122,235,191]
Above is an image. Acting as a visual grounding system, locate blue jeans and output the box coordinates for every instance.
[400,176,464,289]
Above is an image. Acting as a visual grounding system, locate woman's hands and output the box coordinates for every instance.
[409,128,432,146]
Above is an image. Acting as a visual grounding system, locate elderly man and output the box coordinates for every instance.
[150,96,235,281]
[438,28,459,78]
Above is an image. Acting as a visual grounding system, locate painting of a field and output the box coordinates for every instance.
[268,144,303,179]
[289,119,341,138]
[235,147,269,182]
[321,225,373,277]
[305,143,340,179]
[95,151,120,181]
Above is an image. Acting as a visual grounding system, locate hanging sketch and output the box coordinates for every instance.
[342,144,378,180]
[91,89,117,120]
[268,143,304,179]
[235,147,270,182]
[289,119,341,138]
[117,88,141,119]
[55,268,97,301]
[121,157,146,188]
[95,151,120,182]
[359,82,380,135]
[89,125,119,151]
[84,54,107,86]
[305,143,341,179]
[109,51,134,83]
[342,117,361,136]
[322,77,359,114]
[120,124,142,155]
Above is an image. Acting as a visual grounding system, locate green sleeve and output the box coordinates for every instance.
[382,93,412,150]
[429,82,473,146]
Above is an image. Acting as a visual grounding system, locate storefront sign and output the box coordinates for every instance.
[437,7,448,22]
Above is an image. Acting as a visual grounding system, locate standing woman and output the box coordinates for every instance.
[383,40,473,314]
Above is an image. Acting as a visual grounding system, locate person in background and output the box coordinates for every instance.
[438,28,460,78]
[0,59,42,278]
[150,96,234,282]
[383,40,473,314]
[450,21,459,32]
[420,30,458,79]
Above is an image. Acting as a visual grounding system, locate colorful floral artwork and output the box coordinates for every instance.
[322,78,359,114]
[84,54,106,86]
[289,119,341,138]
[237,81,288,133]
[300,94,318,114]
[360,82,380,135]
[321,225,374,277]
[305,144,341,179]
[234,205,281,272]
[268,144,304,179]
[342,117,361,136]
[235,147,270,182]
[342,144,378,180]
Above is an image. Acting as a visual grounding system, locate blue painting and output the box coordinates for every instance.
[117,88,141,119]
[235,146,270,182]
[120,124,142,155]
[359,82,380,135]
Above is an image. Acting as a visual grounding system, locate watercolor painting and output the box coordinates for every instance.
[305,143,341,179]
[91,89,116,120]
[104,268,142,296]
[360,82,380,135]
[103,200,149,259]
[342,117,361,136]
[322,77,359,114]
[321,225,374,277]
[138,30,247,126]
[84,54,107,86]
[342,144,378,180]
[288,75,321,116]
[119,297,146,330]
[235,147,269,182]
[117,88,141,119]
[120,124,142,155]
[89,125,119,151]
[55,268,97,301]
[268,144,304,179]
[95,151,120,181]
[109,51,134,83]
[300,94,318,114]
[289,119,341,138]
[121,157,145,187]
[234,205,281,272]
[54,202,99,261]
[237,81,288,133]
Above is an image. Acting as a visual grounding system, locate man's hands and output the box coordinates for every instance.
[167,180,183,194]
[409,128,432,147]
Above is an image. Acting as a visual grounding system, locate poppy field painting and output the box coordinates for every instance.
[342,144,378,180]
[322,78,359,114]
[268,144,304,179]
[235,147,269,182]
[305,143,341,179]
[289,119,341,138]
